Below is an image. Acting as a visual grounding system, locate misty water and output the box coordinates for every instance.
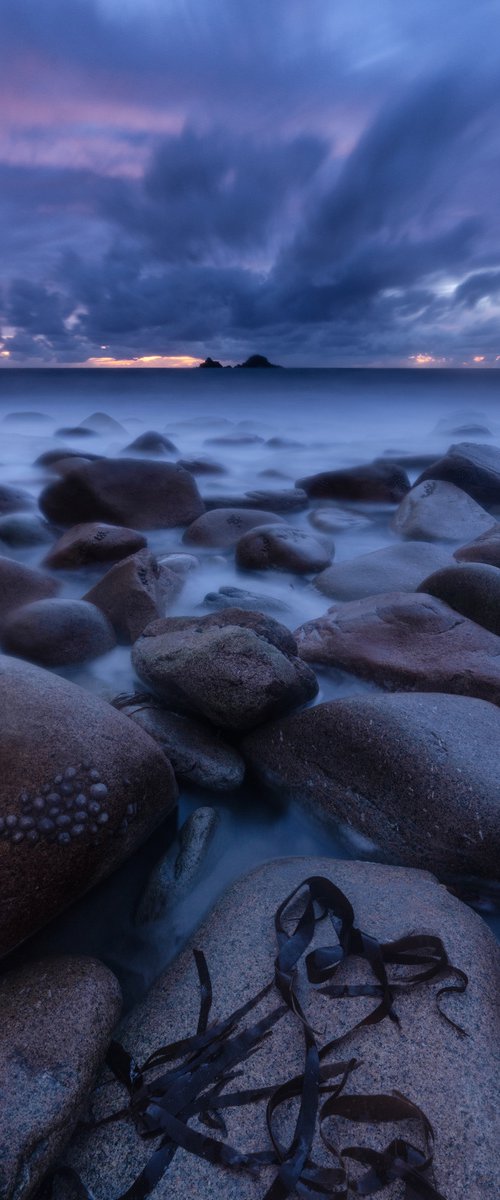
[1,367,499,1006]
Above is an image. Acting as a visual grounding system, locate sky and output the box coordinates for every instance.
[1,0,500,367]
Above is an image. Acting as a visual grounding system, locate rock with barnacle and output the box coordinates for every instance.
[0,654,177,957]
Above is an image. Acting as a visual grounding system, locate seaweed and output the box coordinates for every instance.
[39,874,467,1200]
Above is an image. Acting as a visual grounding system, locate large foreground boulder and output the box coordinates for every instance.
[416,441,500,505]
[84,550,182,643]
[297,458,410,502]
[132,609,318,730]
[419,562,500,636]
[0,556,59,630]
[314,541,451,600]
[242,694,500,876]
[0,957,121,1200]
[39,459,204,530]
[62,857,500,1200]
[392,480,493,542]
[44,521,147,569]
[295,591,500,706]
[2,598,116,666]
[0,655,177,956]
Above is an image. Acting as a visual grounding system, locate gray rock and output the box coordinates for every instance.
[0,556,59,630]
[177,458,226,476]
[418,562,500,636]
[183,508,285,549]
[136,807,219,923]
[296,590,500,706]
[2,598,116,666]
[39,459,204,530]
[297,459,410,502]
[308,506,371,533]
[314,541,451,600]
[243,694,500,877]
[202,585,290,614]
[0,655,177,956]
[62,857,500,1200]
[0,485,34,515]
[158,553,199,575]
[35,448,102,469]
[202,488,308,512]
[84,550,182,643]
[454,521,500,566]
[122,700,245,791]
[44,521,147,569]
[123,431,177,456]
[416,441,500,505]
[392,480,493,542]
[0,956,121,1200]
[56,426,95,437]
[0,512,53,547]
[132,609,318,731]
[236,524,332,573]
[79,412,126,434]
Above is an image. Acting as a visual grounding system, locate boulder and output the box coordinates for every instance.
[0,513,53,547]
[203,489,308,512]
[0,655,177,956]
[62,857,500,1200]
[0,956,121,1200]
[243,694,500,877]
[392,480,493,542]
[177,458,226,476]
[308,506,371,533]
[419,562,500,636]
[121,699,246,791]
[39,458,204,530]
[314,541,451,600]
[135,807,219,923]
[295,590,500,706]
[236,524,332,573]
[56,425,95,438]
[297,458,410,502]
[132,609,318,731]
[159,553,199,576]
[416,442,500,505]
[84,550,182,643]
[123,431,177,456]
[35,448,102,469]
[2,598,116,666]
[0,556,59,630]
[44,521,147,569]
[0,485,34,515]
[183,508,285,549]
[79,412,126,434]
[202,585,290,614]
[454,521,500,566]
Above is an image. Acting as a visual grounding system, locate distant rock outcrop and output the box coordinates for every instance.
[199,357,223,368]
[237,354,280,368]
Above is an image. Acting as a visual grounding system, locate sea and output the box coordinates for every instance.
[1,367,499,1003]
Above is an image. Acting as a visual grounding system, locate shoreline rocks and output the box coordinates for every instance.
[121,699,246,791]
[44,522,147,569]
[416,441,500,505]
[2,598,116,666]
[392,479,493,542]
[297,458,410,502]
[0,556,59,630]
[39,459,205,530]
[84,550,182,643]
[236,524,332,573]
[314,541,451,600]
[183,507,285,549]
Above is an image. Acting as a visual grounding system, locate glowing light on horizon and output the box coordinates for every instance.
[473,355,485,362]
[84,354,202,368]
[408,353,440,365]
[0,349,10,357]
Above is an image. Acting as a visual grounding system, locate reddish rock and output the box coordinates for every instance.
[419,562,500,636]
[2,598,116,666]
[84,550,182,643]
[0,556,59,630]
[454,521,500,566]
[44,521,147,569]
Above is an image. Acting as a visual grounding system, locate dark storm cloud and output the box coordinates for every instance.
[1,1,500,363]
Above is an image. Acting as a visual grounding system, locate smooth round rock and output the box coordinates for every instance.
[35,448,102,469]
[308,506,371,533]
[454,521,500,566]
[62,857,500,1199]
[0,654,177,956]
[2,599,116,666]
[39,459,204,530]
[297,459,410,502]
[418,562,500,636]
[236,524,332,573]
[135,808,219,924]
[296,590,500,706]
[314,541,451,600]
[202,585,290,614]
[0,556,59,630]
[0,957,121,1200]
[392,480,493,542]
[44,521,147,569]
[177,458,226,476]
[79,412,126,434]
[0,485,34,515]
[123,701,245,791]
[183,508,285,549]
[132,609,318,731]
[416,441,500,505]
[84,550,182,643]
[123,432,177,456]
[202,489,308,512]
[0,512,53,547]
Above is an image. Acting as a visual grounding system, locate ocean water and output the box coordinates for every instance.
[1,367,499,1003]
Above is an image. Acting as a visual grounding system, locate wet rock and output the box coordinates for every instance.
[308,506,371,533]
[296,590,500,706]
[136,807,219,923]
[236,524,332,573]
[416,441,500,505]
[243,694,500,877]
[56,425,95,438]
[203,488,308,512]
[0,512,53,547]
[123,431,177,456]
[183,508,285,549]
[0,556,59,630]
[454,521,500,566]
[2,598,116,666]
[0,956,121,1200]
[177,458,226,476]
[35,448,102,469]
[418,562,500,636]
[84,550,182,643]
[202,585,290,614]
[39,458,204,530]
[132,608,318,731]
[44,521,147,569]
[0,654,177,956]
[122,699,245,791]
[382,451,440,470]
[158,552,199,575]
[314,541,451,600]
[63,857,500,1200]
[0,484,34,515]
[297,458,410,502]
[392,480,493,542]
[79,412,126,435]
